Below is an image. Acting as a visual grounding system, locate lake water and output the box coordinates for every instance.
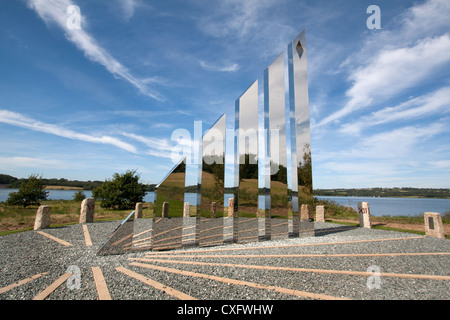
[1,189,449,217]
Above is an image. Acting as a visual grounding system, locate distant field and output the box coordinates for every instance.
[44,186,83,190]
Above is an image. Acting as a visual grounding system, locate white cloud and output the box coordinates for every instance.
[199,60,240,72]
[27,0,164,101]
[0,110,137,153]
[340,86,450,135]
[0,156,65,169]
[319,34,450,127]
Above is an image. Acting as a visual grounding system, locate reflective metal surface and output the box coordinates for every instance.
[288,29,314,237]
[153,157,186,250]
[97,211,135,256]
[198,114,226,247]
[235,80,259,243]
[264,52,289,240]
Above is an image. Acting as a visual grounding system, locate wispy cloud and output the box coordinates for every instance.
[319,34,450,127]
[0,110,137,153]
[27,0,164,101]
[340,86,450,135]
[317,0,450,128]
[199,60,240,72]
[121,132,173,159]
[0,156,66,169]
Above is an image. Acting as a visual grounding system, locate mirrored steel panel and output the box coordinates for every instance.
[198,114,226,247]
[153,157,186,250]
[264,52,289,240]
[288,29,314,237]
[235,80,259,243]
[97,211,135,256]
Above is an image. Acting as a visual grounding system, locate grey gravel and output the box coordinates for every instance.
[1,220,449,300]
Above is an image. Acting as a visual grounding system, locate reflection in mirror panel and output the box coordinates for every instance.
[132,202,155,252]
[288,29,314,237]
[97,211,135,256]
[264,52,289,240]
[235,80,259,244]
[153,157,186,250]
[198,114,226,247]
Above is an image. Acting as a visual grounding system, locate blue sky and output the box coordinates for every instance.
[0,0,449,189]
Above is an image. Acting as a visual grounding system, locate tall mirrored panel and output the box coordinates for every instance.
[235,80,259,243]
[198,114,226,247]
[153,157,186,250]
[288,29,314,237]
[265,53,289,240]
[97,211,135,256]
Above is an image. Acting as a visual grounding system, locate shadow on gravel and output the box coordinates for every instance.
[314,225,359,237]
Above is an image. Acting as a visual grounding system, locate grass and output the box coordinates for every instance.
[1,197,448,238]
[0,200,154,236]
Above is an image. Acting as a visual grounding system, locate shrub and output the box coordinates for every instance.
[6,174,48,207]
[93,170,146,209]
[73,190,86,201]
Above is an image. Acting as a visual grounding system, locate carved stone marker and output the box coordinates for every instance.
[300,204,311,220]
[357,202,372,228]
[34,205,51,230]
[211,202,217,218]
[80,197,95,223]
[424,212,445,239]
[162,202,169,218]
[135,202,143,219]
[316,205,325,222]
[183,202,190,217]
[228,198,234,217]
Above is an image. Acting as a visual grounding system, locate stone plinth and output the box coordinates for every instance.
[135,202,143,219]
[300,204,311,220]
[211,202,217,218]
[183,202,190,217]
[79,197,95,223]
[316,205,325,222]
[424,212,445,239]
[162,202,169,218]
[34,205,51,230]
[358,202,372,228]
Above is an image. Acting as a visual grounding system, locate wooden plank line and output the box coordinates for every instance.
[0,272,48,294]
[130,262,348,300]
[132,258,450,281]
[115,266,196,300]
[145,236,424,255]
[91,267,112,300]
[36,231,72,247]
[145,252,450,259]
[32,273,72,300]
[82,224,93,247]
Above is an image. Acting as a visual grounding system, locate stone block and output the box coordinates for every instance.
[300,204,311,220]
[228,198,234,217]
[211,202,217,218]
[424,212,445,239]
[316,205,325,222]
[162,202,169,218]
[358,202,372,228]
[183,202,190,218]
[79,197,95,223]
[34,205,51,230]
[135,202,143,219]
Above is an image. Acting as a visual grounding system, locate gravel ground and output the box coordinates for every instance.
[0,219,449,301]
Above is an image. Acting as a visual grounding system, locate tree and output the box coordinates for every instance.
[73,190,86,201]
[92,170,146,209]
[6,174,49,207]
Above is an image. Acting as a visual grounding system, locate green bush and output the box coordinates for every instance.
[6,174,48,207]
[73,190,86,201]
[93,170,146,209]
